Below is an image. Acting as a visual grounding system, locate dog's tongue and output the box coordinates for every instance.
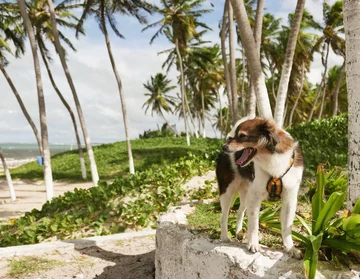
[236,149,252,165]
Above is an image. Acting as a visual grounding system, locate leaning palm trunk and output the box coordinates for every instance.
[229,0,272,119]
[0,65,43,157]
[274,0,306,127]
[46,0,99,184]
[220,0,233,109]
[317,81,327,119]
[228,1,239,124]
[183,91,199,138]
[201,90,206,138]
[38,43,87,179]
[175,38,190,145]
[332,61,345,116]
[308,43,330,121]
[159,110,177,135]
[100,6,134,174]
[344,0,360,210]
[241,47,246,114]
[288,63,305,126]
[18,0,53,200]
[0,147,16,201]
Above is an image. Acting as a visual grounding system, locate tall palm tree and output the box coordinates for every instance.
[332,61,346,115]
[46,0,100,183]
[28,0,87,180]
[17,0,54,200]
[229,0,272,118]
[143,73,177,134]
[0,3,43,156]
[143,0,212,145]
[344,0,360,210]
[274,0,306,127]
[309,1,344,121]
[76,0,151,174]
[0,147,16,201]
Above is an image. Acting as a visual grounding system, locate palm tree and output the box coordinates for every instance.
[17,0,54,200]
[274,0,306,127]
[76,0,151,174]
[143,0,212,145]
[0,3,43,156]
[308,1,344,121]
[229,0,272,118]
[46,0,100,183]
[143,73,177,134]
[332,61,346,115]
[344,0,360,210]
[28,0,87,180]
[0,147,16,201]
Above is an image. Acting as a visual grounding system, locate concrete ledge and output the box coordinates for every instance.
[155,205,360,279]
[0,229,155,257]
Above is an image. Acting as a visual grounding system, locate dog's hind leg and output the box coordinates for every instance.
[281,187,302,259]
[220,186,236,242]
[236,182,250,239]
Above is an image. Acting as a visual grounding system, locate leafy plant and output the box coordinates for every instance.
[294,165,360,279]
[289,114,348,175]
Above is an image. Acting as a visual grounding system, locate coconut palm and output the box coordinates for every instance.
[143,0,212,145]
[344,0,360,210]
[308,1,344,121]
[143,73,177,134]
[76,0,151,174]
[0,3,43,156]
[27,0,87,180]
[46,0,100,183]
[17,0,54,200]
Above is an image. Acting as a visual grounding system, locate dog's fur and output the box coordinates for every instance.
[216,117,303,258]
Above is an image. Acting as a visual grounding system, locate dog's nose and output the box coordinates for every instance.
[222,144,229,152]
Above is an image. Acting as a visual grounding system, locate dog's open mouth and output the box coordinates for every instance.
[236,148,257,166]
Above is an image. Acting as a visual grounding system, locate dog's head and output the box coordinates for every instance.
[223,117,280,166]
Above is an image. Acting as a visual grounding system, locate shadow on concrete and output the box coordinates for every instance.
[65,239,155,279]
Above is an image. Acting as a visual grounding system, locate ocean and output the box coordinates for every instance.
[0,143,76,160]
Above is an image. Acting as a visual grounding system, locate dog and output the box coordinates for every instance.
[216,116,303,259]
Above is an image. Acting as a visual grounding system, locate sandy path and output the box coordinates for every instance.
[0,179,95,220]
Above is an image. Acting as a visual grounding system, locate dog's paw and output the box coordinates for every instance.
[286,247,302,259]
[236,230,245,241]
[247,242,261,253]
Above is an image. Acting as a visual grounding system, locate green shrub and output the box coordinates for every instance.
[289,114,348,175]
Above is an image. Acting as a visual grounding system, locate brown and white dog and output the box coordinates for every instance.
[216,116,303,258]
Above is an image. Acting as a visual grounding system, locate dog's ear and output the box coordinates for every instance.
[259,120,279,152]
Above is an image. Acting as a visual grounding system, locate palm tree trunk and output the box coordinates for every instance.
[38,42,87,179]
[100,5,134,174]
[46,0,99,184]
[18,0,53,200]
[159,109,177,135]
[332,61,345,116]
[228,1,239,124]
[220,0,233,109]
[175,38,190,145]
[308,42,330,121]
[230,0,272,119]
[201,90,206,138]
[183,91,199,138]
[0,65,43,156]
[241,46,246,115]
[274,0,306,127]
[218,90,223,139]
[344,0,360,210]
[317,80,327,119]
[288,63,305,126]
[0,147,16,201]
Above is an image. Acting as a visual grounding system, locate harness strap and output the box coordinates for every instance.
[266,152,295,201]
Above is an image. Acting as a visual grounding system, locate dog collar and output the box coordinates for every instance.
[266,151,295,201]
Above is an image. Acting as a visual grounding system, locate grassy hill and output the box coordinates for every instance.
[5,137,222,181]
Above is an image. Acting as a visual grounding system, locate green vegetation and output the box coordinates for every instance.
[5,137,221,181]
[0,149,218,247]
[289,114,348,175]
[8,256,64,278]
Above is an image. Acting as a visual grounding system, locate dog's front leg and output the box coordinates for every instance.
[281,187,302,259]
[246,189,263,252]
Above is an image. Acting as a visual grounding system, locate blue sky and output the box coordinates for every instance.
[0,0,342,144]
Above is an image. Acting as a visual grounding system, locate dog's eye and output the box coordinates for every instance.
[238,133,246,139]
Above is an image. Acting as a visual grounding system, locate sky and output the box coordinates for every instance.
[0,0,343,144]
